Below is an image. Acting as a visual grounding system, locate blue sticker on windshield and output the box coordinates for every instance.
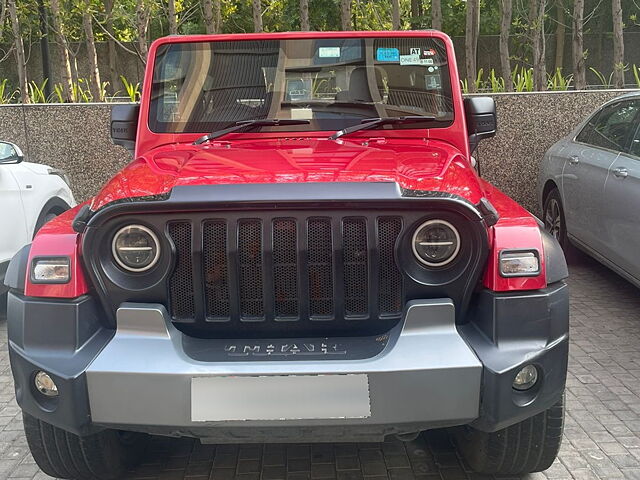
[376,48,400,62]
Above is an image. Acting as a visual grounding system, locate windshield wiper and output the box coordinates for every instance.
[194,118,311,145]
[329,115,437,141]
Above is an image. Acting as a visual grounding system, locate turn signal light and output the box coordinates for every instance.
[31,257,71,284]
[499,250,540,277]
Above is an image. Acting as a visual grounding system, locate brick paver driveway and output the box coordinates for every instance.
[0,252,639,480]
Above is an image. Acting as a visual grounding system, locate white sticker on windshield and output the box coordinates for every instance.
[400,54,421,65]
[419,58,435,66]
[319,47,341,58]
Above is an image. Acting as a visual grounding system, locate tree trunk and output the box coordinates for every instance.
[392,0,400,30]
[202,0,221,33]
[410,0,422,29]
[83,1,102,101]
[465,0,480,93]
[0,0,9,39]
[530,0,547,91]
[168,0,178,34]
[341,0,351,30]
[300,0,309,30]
[252,0,263,32]
[103,0,118,93]
[50,0,74,102]
[7,0,29,103]
[572,0,585,89]
[612,0,625,88]
[499,0,513,91]
[136,0,150,63]
[431,0,442,30]
[554,1,565,72]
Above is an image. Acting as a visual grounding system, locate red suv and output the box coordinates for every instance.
[5,31,568,479]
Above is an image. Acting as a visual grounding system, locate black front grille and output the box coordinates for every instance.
[167,214,403,336]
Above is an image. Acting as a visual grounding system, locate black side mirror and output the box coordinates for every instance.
[0,141,24,164]
[464,97,497,153]
[111,104,140,155]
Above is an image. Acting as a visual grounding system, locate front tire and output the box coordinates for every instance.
[453,395,564,475]
[23,412,148,480]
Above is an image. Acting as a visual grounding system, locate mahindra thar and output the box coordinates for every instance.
[5,31,568,478]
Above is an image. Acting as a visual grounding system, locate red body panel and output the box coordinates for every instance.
[90,138,481,211]
[25,204,89,298]
[27,31,549,297]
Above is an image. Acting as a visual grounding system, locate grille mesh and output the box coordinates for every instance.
[238,219,264,319]
[168,214,403,329]
[343,218,369,317]
[168,222,195,320]
[272,219,299,318]
[378,217,403,315]
[203,220,230,320]
[307,218,334,318]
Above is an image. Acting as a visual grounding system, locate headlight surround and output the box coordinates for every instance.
[112,224,160,272]
[411,219,461,267]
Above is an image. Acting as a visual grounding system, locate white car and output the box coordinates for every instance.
[0,141,75,296]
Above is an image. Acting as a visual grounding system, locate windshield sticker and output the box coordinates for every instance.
[376,47,400,62]
[419,58,435,66]
[410,47,421,56]
[424,48,437,56]
[318,47,341,58]
[399,54,421,65]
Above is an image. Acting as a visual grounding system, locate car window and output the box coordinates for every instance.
[577,100,640,152]
[629,122,640,159]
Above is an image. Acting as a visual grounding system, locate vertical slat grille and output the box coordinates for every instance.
[168,222,195,320]
[307,218,334,318]
[378,217,403,315]
[203,220,230,320]
[238,219,264,319]
[272,219,299,318]
[169,213,404,331]
[343,218,369,317]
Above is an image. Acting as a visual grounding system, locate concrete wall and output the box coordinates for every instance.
[0,90,632,214]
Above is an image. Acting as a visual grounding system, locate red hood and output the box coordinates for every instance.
[91,137,485,210]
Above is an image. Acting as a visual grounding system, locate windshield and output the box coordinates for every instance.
[149,37,454,134]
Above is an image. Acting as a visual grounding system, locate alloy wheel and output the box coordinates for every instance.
[544,198,562,240]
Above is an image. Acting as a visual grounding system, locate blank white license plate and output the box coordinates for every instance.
[191,374,371,421]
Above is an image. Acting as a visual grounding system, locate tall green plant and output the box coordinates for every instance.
[512,66,534,92]
[120,76,141,102]
[547,68,573,91]
[488,69,505,93]
[633,65,640,88]
[27,79,49,103]
[0,79,17,104]
[589,67,614,88]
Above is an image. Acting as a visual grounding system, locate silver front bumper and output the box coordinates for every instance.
[86,299,482,437]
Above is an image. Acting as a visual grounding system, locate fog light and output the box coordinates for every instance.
[513,365,538,391]
[34,371,58,397]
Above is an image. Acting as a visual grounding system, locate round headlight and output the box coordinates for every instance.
[112,225,160,272]
[412,219,461,267]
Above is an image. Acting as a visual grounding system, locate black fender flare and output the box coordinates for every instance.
[540,227,568,284]
[4,244,31,293]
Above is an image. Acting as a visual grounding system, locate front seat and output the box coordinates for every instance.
[335,67,384,103]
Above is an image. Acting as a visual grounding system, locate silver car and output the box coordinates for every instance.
[538,92,640,288]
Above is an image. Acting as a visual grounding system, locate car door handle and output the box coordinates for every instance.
[568,155,580,165]
[612,167,629,178]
